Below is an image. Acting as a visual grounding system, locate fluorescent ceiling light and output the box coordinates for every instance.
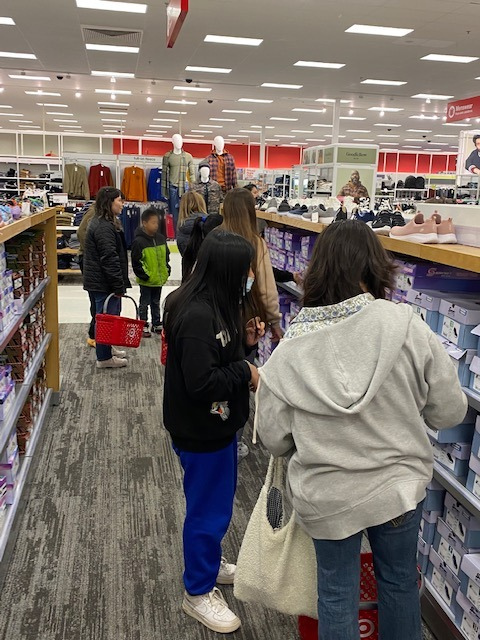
[265,138,279,141]
[311,124,333,127]
[166,99,197,105]
[265,126,275,129]
[100,110,128,115]
[292,108,326,113]
[443,122,470,126]
[409,115,438,120]
[153,118,178,122]
[9,74,51,81]
[412,93,454,100]
[407,129,432,132]
[369,107,403,112]
[53,119,78,122]
[374,123,401,127]
[98,101,129,106]
[377,134,400,138]
[325,135,346,138]
[148,124,172,128]
[0,113,23,116]
[434,134,457,138]
[91,70,135,78]
[0,51,36,59]
[294,60,345,69]
[185,65,231,74]
[250,125,262,128]
[404,138,425,142]
[157,110,187,115]
[429,142,449,145]
[25,91,61,96]
[199,124,222,128]
[315,98,336,103]
[210,118,235,122]
[361,79,407,86]
[403,145,422,149]
[270,117,298,121]
[192,129,211,133]
[146,130,166,134]
[339,116,366,120]
[76,0,147,12]
[345,24,413,37]
[234,135,249,138]
[38,103,69,107]
[59,125,82,128]
[428,149,443,152]
[305,138,326,142]
[173,85,212,92]
[101,118,126,122]
[239,130,259,134]
[353,139,374,142]
[0,17,15,25]
[276,135,295,138]
[223,109,252,114]
[184,134,204,138]
[261,82,303,89]
[47,111,74,116]
[380,142,399,145]
[95,89,131,95]
[0,105,12,109]
[346,129,371,133]
[291,130,314,133]
[18,125,41,129]
[421,54,478,63]
[238,98,272,103]
[204,35,263,46]
[9,120,33,123]
[86,44,139,53]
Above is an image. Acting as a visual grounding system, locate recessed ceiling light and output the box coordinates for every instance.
[0,51,36,59]
[270,117,298,121]
[37,103,69,107]
[403,145,422,149]
[292,108,326,113]
[361,79,407,86]
[305,138,326,142]
[98,101,129,106]
[374,123,401,127]
[345,24,413,37]
[353,138,374,142]
[434,134,457,138]
[100,110,128,115]
[238,98,273,103]
[76,0,147,12]
[407,129,432,132]
[86,44,139,53]
[210,118,235,121]
[276,135,296,138]
[311,124,333,127]
[421,54,478,63]
[158,110,187,115]
[47,111,74,116]
[9,74,51,81]
[369,107,403,112]
[346,129,371,133]
[9,119,33,123]
[153,118,178,122]
[0,17,15,25]
[199,124,222,128]
[339,116,366,120]
[185,65,232,74]
[294,60,345,69]
[204,34,263,46]
[75,92,81,98]
[146,96,152,103]
[101,118,126,122]
[223,109,252,114]
[166,99,197,105]
[377,134,400,138]
[443,122,470,126]
[95,89,131,94]
[25,91,61,96]
[173,85,212,92]
[409,114,438,120]
[191,129,211,133]
[0,113,24,116]
[91,70,135,78]
[261,82,303,89]
[291,130,315,133]
[412,93,454,100]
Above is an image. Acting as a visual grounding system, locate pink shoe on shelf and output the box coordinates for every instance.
[430,212,457,244]
[389,212,438,244]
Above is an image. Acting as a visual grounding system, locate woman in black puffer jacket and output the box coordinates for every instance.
[83,187,131,369]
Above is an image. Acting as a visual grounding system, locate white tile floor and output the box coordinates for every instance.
[58,248,182,324]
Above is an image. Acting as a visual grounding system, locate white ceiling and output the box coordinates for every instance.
[0,0,479,152]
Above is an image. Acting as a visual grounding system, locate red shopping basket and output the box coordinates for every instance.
[96,294,144,348]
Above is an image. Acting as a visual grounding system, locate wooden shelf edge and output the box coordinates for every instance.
[57,269,82,275]
[56,248,79,255]
[0,208,58,244]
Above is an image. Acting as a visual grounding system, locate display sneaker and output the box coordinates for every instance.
[237,440,249,461]
[389,212,438,243]
[217,557,236,585]
[277,199,290,215]
[431,212,457,244]
[390,209,406,228]
[266,197,278,214]
[143,325,152,338]
[182,587,241,634]
[287,204,304,217]
[302,205,318,220]
[86,338,96,348]
[370,210,392,235]
[112,346,127,358]
[354,210,375,224]
[96,356,128,369]
[333,207,347,222]
[343,195,357,215]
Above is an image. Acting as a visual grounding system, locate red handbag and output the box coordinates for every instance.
[161,329,168,365]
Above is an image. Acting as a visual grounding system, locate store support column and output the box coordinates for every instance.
[259,127,266,171]
[332,100,340,145]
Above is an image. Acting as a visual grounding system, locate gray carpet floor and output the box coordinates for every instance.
[0,324,436,640]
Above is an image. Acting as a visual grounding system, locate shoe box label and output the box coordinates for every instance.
[445,510,467,543]
[461,612,480,640]
[468,579,480,611]
[474,474,480,501]
[432,567,454,606]
[438,537,461,575]
[431,441,456,472]
[411,304,427,323]
[473,373,480,396]
[441,317,461,346]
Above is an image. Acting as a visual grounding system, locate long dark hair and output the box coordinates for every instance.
[182,214,223,281]
[165,230,254,357]
[303,220,396,307]
[95,187,123,225]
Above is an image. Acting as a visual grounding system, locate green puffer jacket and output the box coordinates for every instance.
[131,227,171,287]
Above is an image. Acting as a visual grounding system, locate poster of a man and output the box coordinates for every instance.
[337,170,370,199]
[465,135,480,174]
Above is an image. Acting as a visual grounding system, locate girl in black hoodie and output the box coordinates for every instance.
[163,230,263,634]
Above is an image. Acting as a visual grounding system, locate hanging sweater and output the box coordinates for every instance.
[64,163,90,200]
[255,294,467,541]
[121,166,147,202]
[88,164,114,198]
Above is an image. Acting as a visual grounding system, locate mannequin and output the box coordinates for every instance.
[206,136,237,192]
[190,158,223,214]
[161,133,195,231]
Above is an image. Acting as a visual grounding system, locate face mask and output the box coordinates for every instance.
[245,276,255,294]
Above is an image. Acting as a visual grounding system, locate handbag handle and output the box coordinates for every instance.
[103,293,139,319]
[265,456,285,492]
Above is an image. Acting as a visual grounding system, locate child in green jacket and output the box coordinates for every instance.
[131,208,171,337]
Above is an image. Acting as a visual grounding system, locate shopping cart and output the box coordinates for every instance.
[95,294,144,348]
[298,552,424,640]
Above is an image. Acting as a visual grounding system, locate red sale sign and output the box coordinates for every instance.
[166,0,188,48]
[446,95,480,123]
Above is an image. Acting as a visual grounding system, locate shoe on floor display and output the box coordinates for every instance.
[389,212,438,243]
[237,440,249,460]
[217,557,236,585]
[182,587,241,634]
[277,199,290,214]
[266,197,278,213]
[390,209,406,228]
[353,210,375,224]
[96,356,128,369]
[143,325,152,338]
[370,210,392,234]
[112,346,127,358]
[86,338,96,348]
[431,212,457,244]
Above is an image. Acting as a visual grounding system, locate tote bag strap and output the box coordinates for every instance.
[265,455,285,492]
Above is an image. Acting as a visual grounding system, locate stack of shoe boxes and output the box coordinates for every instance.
[5,230,46,301]
[0,435,20,507]
[418,481,445,574]
[0,243,15,333]
[265,227,312,275]
[16,360,47,454]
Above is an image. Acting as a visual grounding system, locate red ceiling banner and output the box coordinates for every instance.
[446,95,480,123]
[166,0,189,48]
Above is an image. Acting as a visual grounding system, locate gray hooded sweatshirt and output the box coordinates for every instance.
[255,294,468,541]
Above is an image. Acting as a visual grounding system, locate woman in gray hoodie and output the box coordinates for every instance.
[255,220,467,640]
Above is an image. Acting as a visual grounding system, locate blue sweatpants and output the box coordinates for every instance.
[175,438,238,595]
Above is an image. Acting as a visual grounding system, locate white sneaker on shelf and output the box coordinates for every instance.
[96,356,128,369]
[217,557,236,585]
[237,441,249,461]
[112,347,127,358]
[182,587,241,634]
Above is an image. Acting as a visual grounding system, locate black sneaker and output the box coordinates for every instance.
[390,211,406,227]
[371,211,392,232]
[333,208,347,222]
[277,199,290,213]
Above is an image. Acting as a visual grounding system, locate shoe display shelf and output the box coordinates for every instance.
[0,156,63,196]
[257,209,480,640]
[0,207,60,562]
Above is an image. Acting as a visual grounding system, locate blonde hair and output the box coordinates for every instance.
[178,191,207,228]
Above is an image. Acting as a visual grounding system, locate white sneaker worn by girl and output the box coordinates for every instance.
[96,356,127,369]
[182,587,241,633]
[217,557,236,585]
[112,347,127,358]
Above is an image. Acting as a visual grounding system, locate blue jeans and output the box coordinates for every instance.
[168,184,180,233]
[174,438,238,595]
[93,292,121,361]
[313,501,423,640]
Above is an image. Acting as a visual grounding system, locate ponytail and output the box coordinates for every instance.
[182,213,223,281]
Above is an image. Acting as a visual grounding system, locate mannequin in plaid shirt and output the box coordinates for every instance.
[206,136,238,192]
